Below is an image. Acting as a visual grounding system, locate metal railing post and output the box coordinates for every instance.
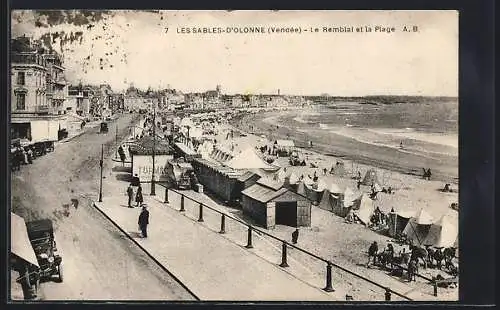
[219,214,226,234]
[164,187,169,203]
[198,203,204,222]
[323,262,334,292]
[179,195,185,212]
[245,226,254,249]
[385,288,391,301]
[433,277,438,297]
[279,242,289,267]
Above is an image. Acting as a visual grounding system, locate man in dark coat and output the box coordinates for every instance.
[138,205,149,238]
[135,184,143,207]
[367,241,378,267]
[127,183,134,208]
[291,229,299,244]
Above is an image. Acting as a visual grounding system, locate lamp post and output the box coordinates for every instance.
[150,102,156,196]
[98,144,103,202]
[115,124,118,159]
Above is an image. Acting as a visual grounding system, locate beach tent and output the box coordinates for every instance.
[422,215,458,248]
[303,181,323,204]
[331,162,346,176]
[352,193,375,225]
[288,172,299,185]
[318,189,334,212]
[403,209,434,246]
[343,187,357,207]
[362,168,379,186]
[296,181,306,196]
[387,209,416,237]
[11,213,39,268]
[225,147,280,169]
[315,179,328,192]
[329,183,342,195]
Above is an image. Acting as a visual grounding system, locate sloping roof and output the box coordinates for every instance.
[241,183,288,203]
[11,213,39,267]
[257,177,284,191]
[129,136,173,155]
[174,142,198,156]
[237,171,259,182]
[274,140,295,147]
[226,147,277,170]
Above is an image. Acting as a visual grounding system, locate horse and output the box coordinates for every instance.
[433,248,445,270]
[392,251,411,267]
[443,247,457,264]
[425,246,436,267]
[410,245,428,269]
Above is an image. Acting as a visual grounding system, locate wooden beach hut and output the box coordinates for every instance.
[241,178,311,229]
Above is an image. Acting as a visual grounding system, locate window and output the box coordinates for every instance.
[16,93,26,110]
[17,72,25,85]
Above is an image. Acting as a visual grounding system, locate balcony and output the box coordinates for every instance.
[54,76,66,86]
[11,53,46,67]
[35,105,50,113]
[52,92,66,100]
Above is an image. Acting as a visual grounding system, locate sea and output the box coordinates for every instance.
[255,99,459,181]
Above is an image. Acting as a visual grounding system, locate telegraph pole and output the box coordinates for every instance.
[99,144,103,202]
[150,101,156,196]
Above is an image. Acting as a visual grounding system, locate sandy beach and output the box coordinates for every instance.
[206,115,459,300]
[230,106,458,184]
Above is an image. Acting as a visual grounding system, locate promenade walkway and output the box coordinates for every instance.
[94,193,340,301]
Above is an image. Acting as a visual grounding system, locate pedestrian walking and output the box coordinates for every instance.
[22,149,29,165]
[138,205,149,238]
[291,228,299,244]
[135,184,143,207]
[118,145,126,166]
[27,148,33,164]
[127,183,134,208]
[367,241,378,267]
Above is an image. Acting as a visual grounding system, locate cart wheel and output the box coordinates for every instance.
[58,264,64,283]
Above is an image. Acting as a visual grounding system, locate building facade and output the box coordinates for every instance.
[11,50,64,142]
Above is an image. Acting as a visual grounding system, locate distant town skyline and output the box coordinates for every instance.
[11,10,458,96]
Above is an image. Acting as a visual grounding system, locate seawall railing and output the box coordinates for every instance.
[154,184,431,301]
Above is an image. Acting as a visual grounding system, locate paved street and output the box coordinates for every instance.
[11,113,196,300]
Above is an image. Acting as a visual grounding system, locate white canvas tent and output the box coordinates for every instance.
[422,215,458,248]
[403,209,434,245]
[288,172,299,185]
[352,193,374,225]
[387,209,416,237]
[226,147,277,170]
[343,187,357,207]
[329,183,342,194]
[11,213,39,268]
[362,168,379,186]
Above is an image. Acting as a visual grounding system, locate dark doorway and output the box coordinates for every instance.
[275,201,297,227]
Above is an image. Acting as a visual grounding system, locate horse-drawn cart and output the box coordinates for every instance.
[26,219,63,283]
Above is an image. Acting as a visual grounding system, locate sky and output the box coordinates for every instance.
[11,10,459,96]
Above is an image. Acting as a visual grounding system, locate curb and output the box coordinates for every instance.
[92,201,200,301]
